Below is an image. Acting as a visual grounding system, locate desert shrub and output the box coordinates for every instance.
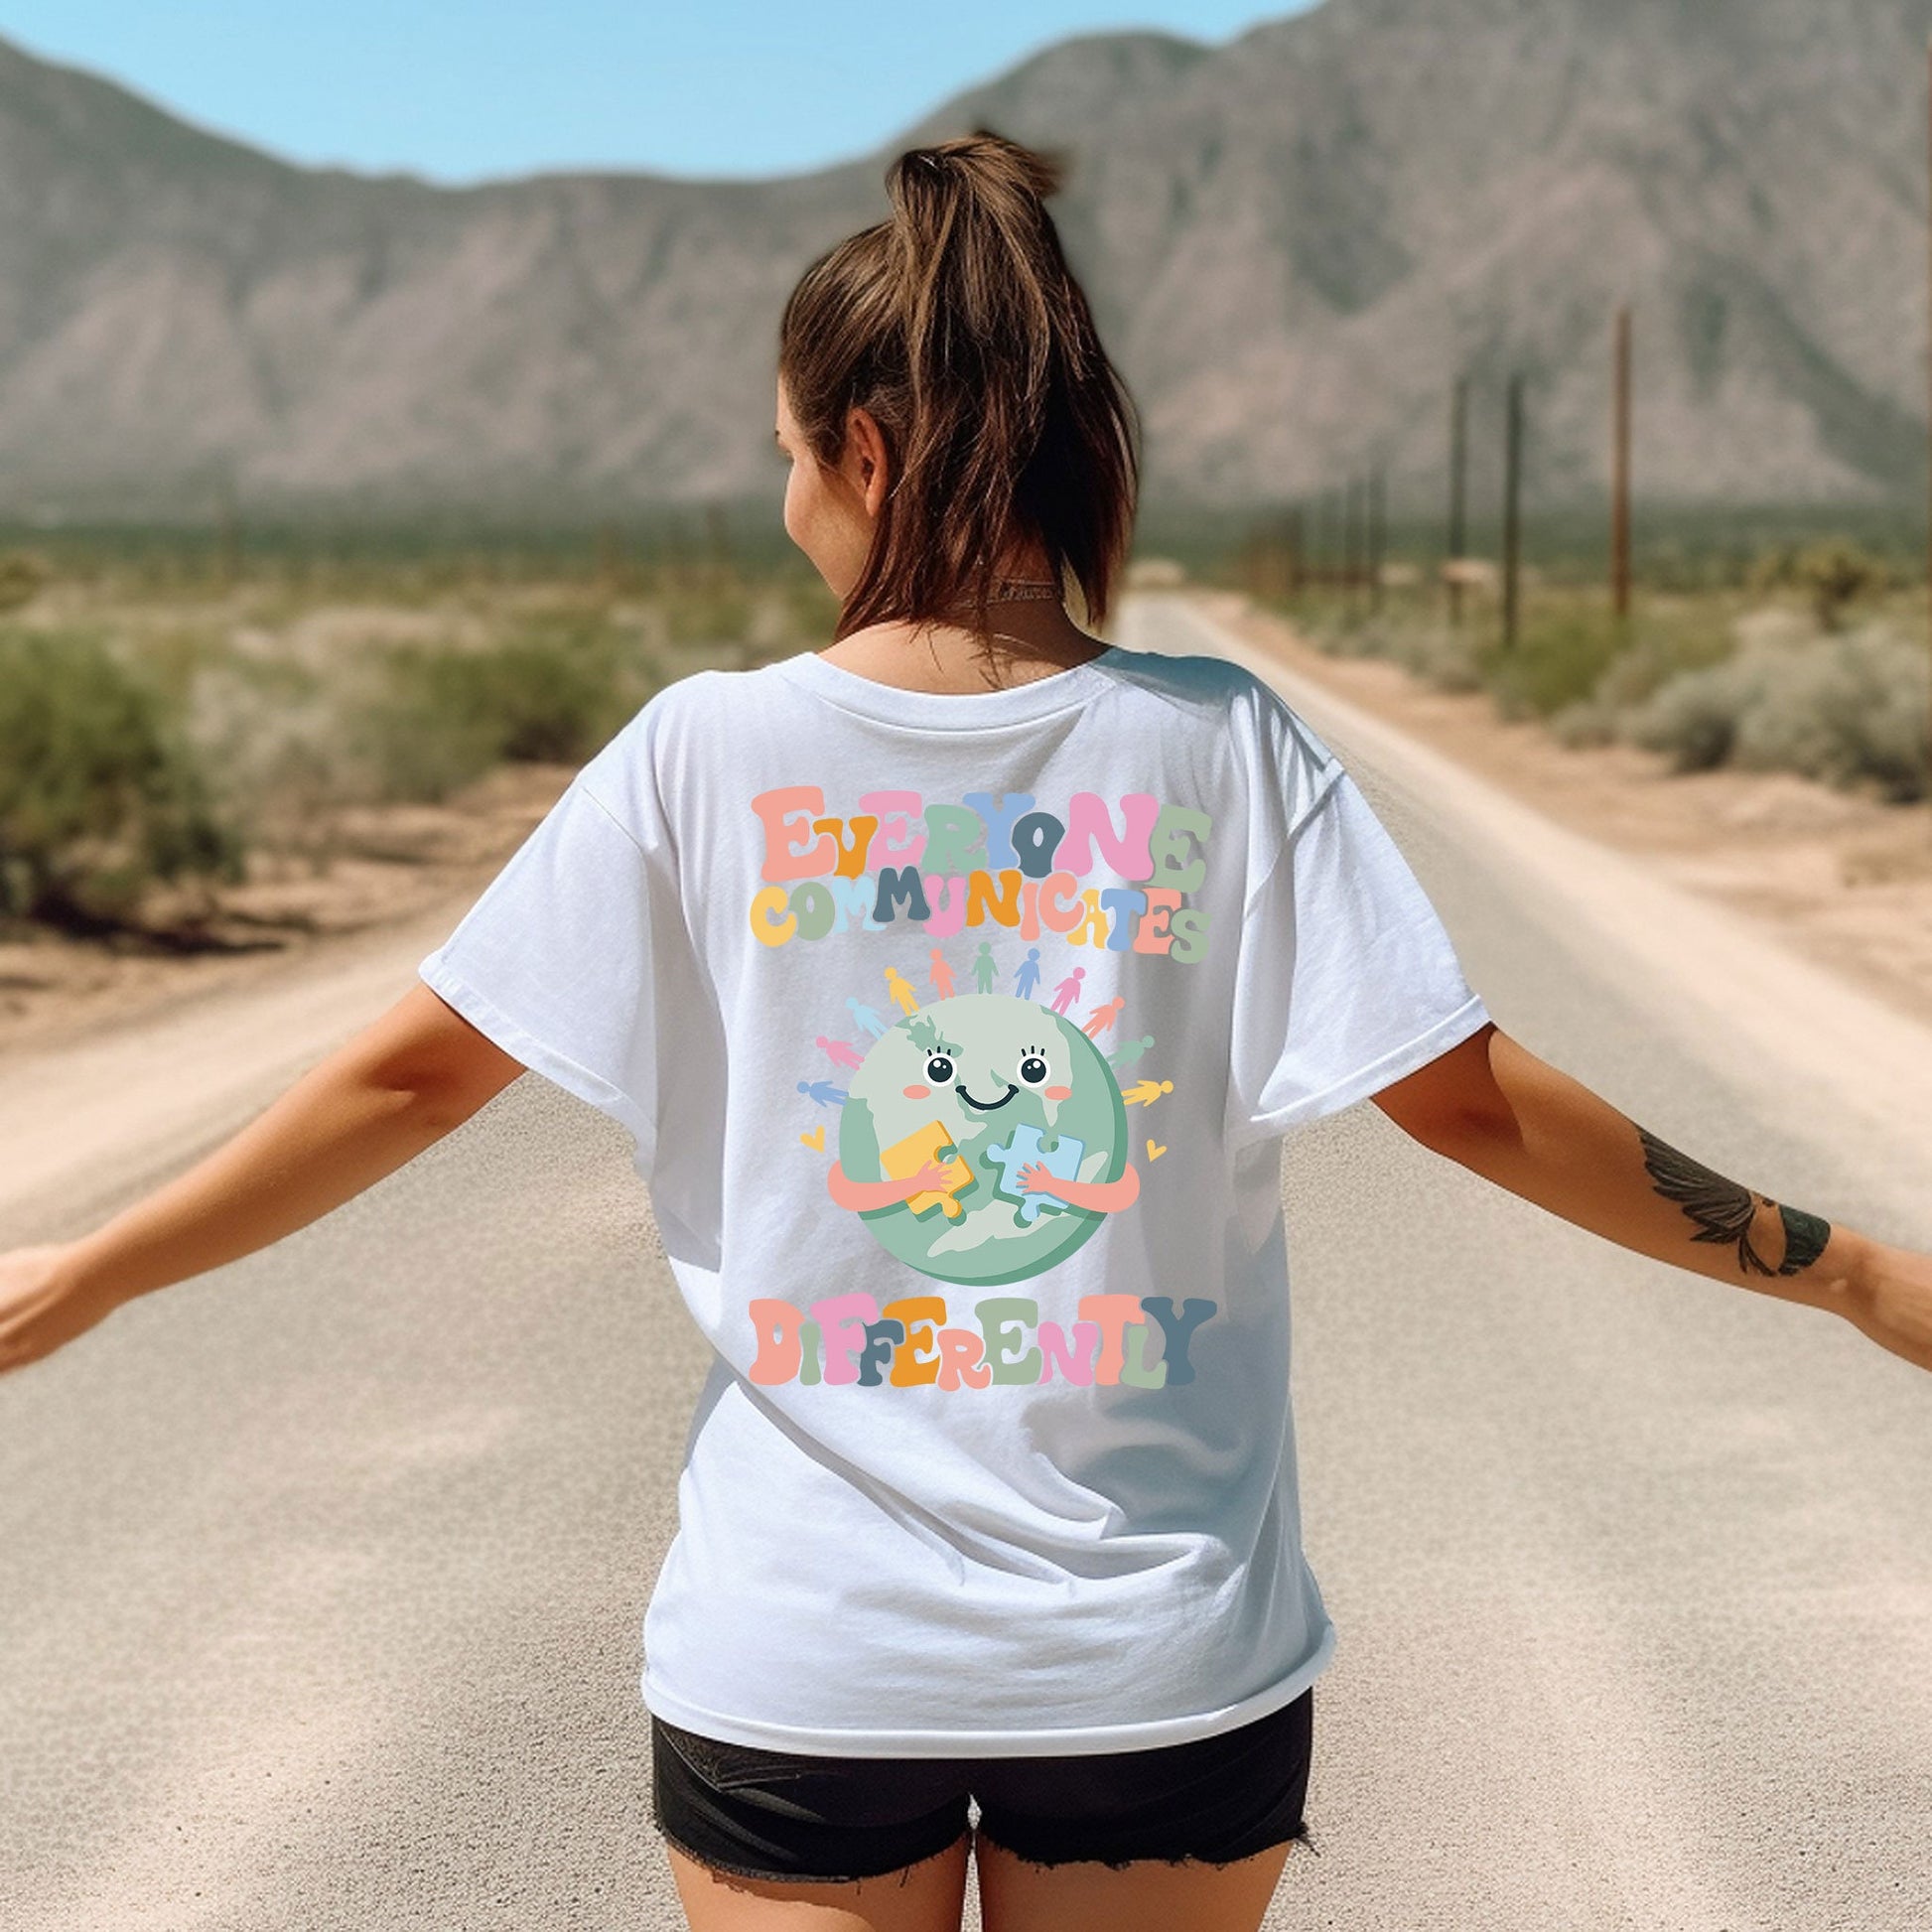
[1549,604,1735,747]
[1622,622,1929,799]
[1798,542,1882,630]
[1477,607,1630,721]
[0,629,241,927]
[0,551,51,613]
[1383,618,1484,693]
[352,621,656,802]
[1791,540,1888,631]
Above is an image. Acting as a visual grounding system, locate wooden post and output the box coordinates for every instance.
[214,471,241,593]
[1342,476,1363,606]
[1448,374,1469,625]
[1612,306,1633,622]
[1367,468,1386,615]
[1286,502,1305,597]
[1502,373,1525,653]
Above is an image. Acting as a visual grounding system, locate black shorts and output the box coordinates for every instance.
[649,1685,1313,1884]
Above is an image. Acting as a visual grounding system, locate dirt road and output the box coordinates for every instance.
[1,593,1928,1929]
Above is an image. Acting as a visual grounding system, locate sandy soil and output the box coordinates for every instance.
[1202,590,1932,1035]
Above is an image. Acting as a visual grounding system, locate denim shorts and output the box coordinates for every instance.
[649,1685,1313,1883]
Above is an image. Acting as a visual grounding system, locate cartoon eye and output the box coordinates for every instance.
[1018,1053,1049,1086]
[925,1054,956,1083]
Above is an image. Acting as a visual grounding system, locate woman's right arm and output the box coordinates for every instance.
[0,984,525,1377]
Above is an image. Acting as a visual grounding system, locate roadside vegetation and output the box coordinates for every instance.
[10,513,1929,952]
[1232,534,1931,805]
[0,533,837,945]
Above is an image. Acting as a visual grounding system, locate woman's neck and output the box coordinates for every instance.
[816,599,1110,697]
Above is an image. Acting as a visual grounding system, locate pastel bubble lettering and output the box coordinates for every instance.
[975,1298,1043,1385]
[812,1292,881,1385]
[752,785,835,881]
[935,1326,993,1390]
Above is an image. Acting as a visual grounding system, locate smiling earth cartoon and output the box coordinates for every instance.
[828,993,1139,1286]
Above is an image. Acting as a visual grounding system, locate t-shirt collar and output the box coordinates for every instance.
[773,644,1123,730]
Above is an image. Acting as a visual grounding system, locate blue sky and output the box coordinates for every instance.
[0,3,1316,184]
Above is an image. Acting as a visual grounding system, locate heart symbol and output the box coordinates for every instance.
[1145,1139,1167,1161]
[800,1124,826,1150]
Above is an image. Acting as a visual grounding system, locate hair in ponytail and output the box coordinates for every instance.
[777,128,1141,643]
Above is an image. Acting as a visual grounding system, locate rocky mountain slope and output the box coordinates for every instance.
[1,0,1926,517]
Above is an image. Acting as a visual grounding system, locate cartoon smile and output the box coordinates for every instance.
[957,1081,1019,1112]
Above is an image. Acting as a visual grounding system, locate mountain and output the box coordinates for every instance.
[0,0,1928,520]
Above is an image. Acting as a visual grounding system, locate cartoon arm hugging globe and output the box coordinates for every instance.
[824,992,1143,1287]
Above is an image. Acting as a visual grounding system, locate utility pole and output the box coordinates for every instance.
[1448,374,1469,625]
[1925,35,1932,811]
[213,468,241,593]
[1367,468,1386,615]
[1612,306,1633,623]
[1502,373,1525,654]
[1341,476,1363,605]
[1285,502,1305,598]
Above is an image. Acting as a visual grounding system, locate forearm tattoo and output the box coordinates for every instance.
[1635,1126,1832,1278]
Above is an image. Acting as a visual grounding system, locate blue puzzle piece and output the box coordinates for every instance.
[982,1122,1087,1225]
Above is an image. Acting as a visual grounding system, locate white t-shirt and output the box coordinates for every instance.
[419,638,1490,1758]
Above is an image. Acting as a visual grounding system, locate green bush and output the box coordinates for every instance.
[0,551,51,613]
[1793,540,1888,631]
[1477,607,1630,721]
[1622,623,1930,799]
[0,629,241,927]
[352,622,656,802]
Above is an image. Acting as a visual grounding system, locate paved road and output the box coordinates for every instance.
[3,594,1929,1930]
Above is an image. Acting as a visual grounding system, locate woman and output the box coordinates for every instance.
[2,130,1928,1932]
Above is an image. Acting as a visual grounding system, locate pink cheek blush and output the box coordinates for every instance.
[902,1084,931,1099]
[1044,1085,1074,1101]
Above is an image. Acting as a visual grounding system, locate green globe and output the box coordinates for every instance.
[838,992,1129,1287]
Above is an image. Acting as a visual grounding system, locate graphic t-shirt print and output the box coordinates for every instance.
[746,781,1218,1394]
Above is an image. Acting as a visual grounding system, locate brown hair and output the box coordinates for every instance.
[777,127,1141,645]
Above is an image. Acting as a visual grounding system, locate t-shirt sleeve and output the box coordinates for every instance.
[1227,746,1491,1145]
[416,718,679,1175]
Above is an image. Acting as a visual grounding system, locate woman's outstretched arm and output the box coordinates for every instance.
[1372,1022,1932,1373]
[0,984,524,1376]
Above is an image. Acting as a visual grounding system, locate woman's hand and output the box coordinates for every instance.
[0,985,522,1381]
[1845,1243,1932,1374]
[0,1245,118,1376]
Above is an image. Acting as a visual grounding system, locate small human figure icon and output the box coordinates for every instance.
[1081,996,1126,1041]
[846,995,889,1039]
[1048,965,1086,1015]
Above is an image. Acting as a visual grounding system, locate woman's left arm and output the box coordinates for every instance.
[1372,1022,1932,1374]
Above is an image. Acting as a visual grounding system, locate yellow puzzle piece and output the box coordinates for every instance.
[881,1118,975,1219]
